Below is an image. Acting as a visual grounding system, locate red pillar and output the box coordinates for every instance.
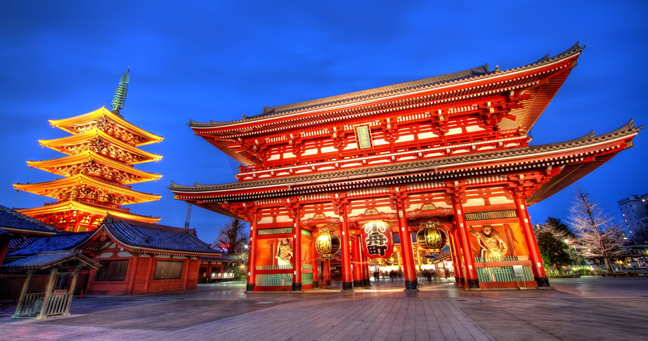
[312,238,319,288]
[514,195,550,287]
[143,256,154,294]
[292,208,302,291]
[361,245,371,287]
[340,211,353,291]
[181,259,190,290]
[448,229,463,286]
[127,254,140,294]
[323,260,331,287]
[247,211,258,292]
[397,208,418,291]
[0,240,9,266]
[452,197,479,289]
[352,235,363,287]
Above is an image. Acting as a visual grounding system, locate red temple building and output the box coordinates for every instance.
[14,70,163,232]
[170,43,641,291]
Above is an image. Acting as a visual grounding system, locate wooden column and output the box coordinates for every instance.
[514,194,550,287]
[323,259,331,287]
[340,212,353,291]
[361,243,371,287]
[397,208,418,290]
[13,270,33,318]
[448,229,464,286]
[312,237,319,288]
[37,268,58,319]
[451,193,479,289]
[64,267,81,316]
[393,188,418,291]
[127,254,140,294]
[352,235,363,287]
[0,241,9,265]
[143,255,154,294]
[292,206,302,291]
[247,210,259,292]
[181,259,190,290]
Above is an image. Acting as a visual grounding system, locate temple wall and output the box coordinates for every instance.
[87,251,202,295]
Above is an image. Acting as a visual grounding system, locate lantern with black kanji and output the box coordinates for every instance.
[416,221,448,250]
[316,229,341,260]
[361,220,394,259]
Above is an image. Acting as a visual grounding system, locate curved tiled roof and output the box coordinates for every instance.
[171,120,640,196]
[0,204,56,234]
[8,236,38,249]
[1,250,99,270]
[8,232,93,256]
[102,215,223,255]
[189,43,584,129]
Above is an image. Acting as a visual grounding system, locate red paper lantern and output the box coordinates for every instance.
[361,220,394,259]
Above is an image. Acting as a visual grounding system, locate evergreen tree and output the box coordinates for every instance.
[544,217,576,238]
[536,231,572,275]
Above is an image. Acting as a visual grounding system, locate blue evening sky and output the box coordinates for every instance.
[1,1,647,243]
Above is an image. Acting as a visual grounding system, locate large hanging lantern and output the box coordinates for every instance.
[316,229,341,260]
[416,221,448,250]
[361,220,394,259]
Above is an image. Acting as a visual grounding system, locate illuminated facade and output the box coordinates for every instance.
[171,44,641,291]
[14,71,164,232]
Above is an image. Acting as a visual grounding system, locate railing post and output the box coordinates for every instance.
[64,267,81,316]
[37,268,58,319]
[13,270,33,318]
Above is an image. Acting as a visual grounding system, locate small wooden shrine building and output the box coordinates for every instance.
[2,214,230,301]
[170,44,641,291]
[3,250,100,319]
[78,216,229,295]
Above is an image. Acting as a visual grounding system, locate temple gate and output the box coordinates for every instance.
[171,44,641,291]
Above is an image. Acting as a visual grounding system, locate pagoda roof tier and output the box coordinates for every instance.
[49,107,164,146]
[189,44,584,165]
[15,200,160,224]
[26,150,162,185]
[171,120,640,215]
[14,174,161,205]
[38,128,163,164]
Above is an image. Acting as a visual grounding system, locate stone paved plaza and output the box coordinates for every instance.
[1,277,647,340]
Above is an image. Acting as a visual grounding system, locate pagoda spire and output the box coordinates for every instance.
[111,68,130,113]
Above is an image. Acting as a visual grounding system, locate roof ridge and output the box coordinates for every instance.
[189,43,583,129]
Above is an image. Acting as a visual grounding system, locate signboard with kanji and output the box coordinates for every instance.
[354,125,373,150]
[361,220,394,259]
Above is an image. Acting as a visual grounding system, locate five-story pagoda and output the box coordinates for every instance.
[14,70,163,232]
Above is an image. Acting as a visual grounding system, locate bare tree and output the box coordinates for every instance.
[213,218,250,278]
[213,218,249,255]
[568,189,624,273]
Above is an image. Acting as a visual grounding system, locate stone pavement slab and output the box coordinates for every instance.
[1,277,647,340]
[142,297,492,341]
